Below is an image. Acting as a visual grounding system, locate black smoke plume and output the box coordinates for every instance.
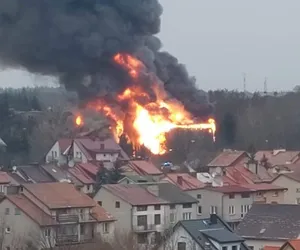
[0,0,213,118]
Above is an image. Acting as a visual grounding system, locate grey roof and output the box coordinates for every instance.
[177,216,245,249]
[8,173,28,184]
[41,164,70,182]
[0,138,6,147]
[156,183,198,204]
[18,165,55,183]
[121,175,155,183]
[236,204,300,240]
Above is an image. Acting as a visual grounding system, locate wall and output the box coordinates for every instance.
[0,199,42,249]
[96,221,115,241]
[245,239,285,250]
[94,188,132,232]
[45,141,59,163]
[73,142,88,163]
[253,190,285,204]
[272,175,299,204]
[96,153,118,162]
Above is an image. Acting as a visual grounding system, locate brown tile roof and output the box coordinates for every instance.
[76,163,101,177]
[264,246,280,250]
[273,172,300,183]
[237,204,300,240]
[207,150,247,167]
[287,239,300,250]
[23,183,96,209]
[102,184,167,205]
[68,167,95,185]
[128,160,162,175]
[163,173,206,191]
[5,194,56,226]
[0,171,12,184]
[241,183,286,191]
[90,205,115,222]
[58,139,72,154]
[206,185,252,194]
[256,150,300,166]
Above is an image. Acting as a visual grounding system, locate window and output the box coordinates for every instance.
[210,206,217,214]
[44,228,51,237]
[229,193,235,199]
[297,198,300,204]
[222,247,228,250]
[170,204,175,209]
[273,191,278,197]
[79,209,84,220]
[5,208,9,215]
[197,194,202,199]
[257,192,262,197]
[98,201,102,206]
[154,205,161,210]
[15,208,21,215]
[103,223,109,233]
[137,206,147,211]
[232,246,237,250]
[229,205,235,215]
[154,214,161,225]
[115,201,120,208]
[0,185,5,193]
[137,233,147,244]
[177,242,186,250]
[137,215,147,226]
[5,227,10,234]
[241,204,251,217]
[241,192,250,198]
[182,203,192,209]
[170,213,175,223]
[80,224,84,235]
[183,212,191,220]
[198,206,202,215]
[296,188,300,193]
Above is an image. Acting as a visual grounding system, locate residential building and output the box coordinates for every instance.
[161,214,249,250]
[0,171,19,195]
[236,204,300,250]
[279,239,300,250]
[94,183,196,246]
[45,138,72,164]
[126,160,163,180]
[0,183,115,249]
[118,175,156,184]
[271,172,300,204]
[195,184,285,230]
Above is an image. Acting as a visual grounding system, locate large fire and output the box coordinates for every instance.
[83,53,216,155]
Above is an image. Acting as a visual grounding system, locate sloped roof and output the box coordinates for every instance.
[76,163,101,177]
[23,183,96,209]
[0,137,7,147]
[285,239,300,250]
[264,246,280,250]
[255,150,300,166]
[58,138,72,154]
[102,184,167,206]
[208,151,247,167]
[18,165,55,183]
[40,164,70,182]
[236,204,300,240]
[5,194,56,226]
[90,205,115,222]
[0,171,12,184]
[241,183,286,191]
[272,172,300,183]
[163,173,206,191]
[128,160,162,175]
[68,167,95,185]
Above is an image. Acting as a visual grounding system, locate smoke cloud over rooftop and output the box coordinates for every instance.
[0,0,213,117]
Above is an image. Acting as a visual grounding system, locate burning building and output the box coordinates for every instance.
[0,0,215,155]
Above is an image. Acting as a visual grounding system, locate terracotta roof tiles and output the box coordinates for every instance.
[128,160,162,175]
[91,205,115,222]
[58,139,72,154]
[207,150,247,167]
[163,173,206,191]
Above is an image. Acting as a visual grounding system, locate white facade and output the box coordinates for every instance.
[45,141,68,165]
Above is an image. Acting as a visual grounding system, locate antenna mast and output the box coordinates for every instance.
[264,77,268,95]
[243,73,246,93]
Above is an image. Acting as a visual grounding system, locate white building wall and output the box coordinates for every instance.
[73,142,88,163]
[96,153,119,162]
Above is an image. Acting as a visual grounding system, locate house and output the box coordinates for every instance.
[195,184,285,230]
[161,214,249,250]
[0,171,20,195]
[45,138,72,165]
[126,160,163,180]
[271,171,300,204]
[279,239,300,250]
[207,150,249,172]
[236,204,300,250]
[255,150,300,168]
[70,137,129,165]
[0,183,115,249]
[118,175,156,185]
[68,166,96,194]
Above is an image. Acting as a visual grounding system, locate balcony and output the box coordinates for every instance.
[56,235,78,245]
[133,224,157,233]
[56,214,79,224]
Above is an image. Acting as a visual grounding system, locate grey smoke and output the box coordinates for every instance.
[0,0,213,117]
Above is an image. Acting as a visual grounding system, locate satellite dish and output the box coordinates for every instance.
[215,167,222,175]
[68,160,75,168]
[12,166,17,172]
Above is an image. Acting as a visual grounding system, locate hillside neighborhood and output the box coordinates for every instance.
[0,133,300,250]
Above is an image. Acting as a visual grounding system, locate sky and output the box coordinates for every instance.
[1,0,300,92]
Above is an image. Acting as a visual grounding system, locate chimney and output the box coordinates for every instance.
[177,176,183,185]
[146,185,159,197]
[100,143,105,150]
[210,214,218,224]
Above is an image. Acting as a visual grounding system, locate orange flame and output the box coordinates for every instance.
[75,115,83,127]
[86,53,216,155]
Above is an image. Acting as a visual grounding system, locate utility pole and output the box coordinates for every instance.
[264,77,268,95]
[243,73,247,93]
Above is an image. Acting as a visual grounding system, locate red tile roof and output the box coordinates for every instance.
[241,183,286,191]
[91,205,115,222]
[74,137,129,161]
[207,150,247,167]
[264,246,280,250]
[23,183,96,209]
[287,239,300,250]
[256,150,300,167]
[0,171,12,184]
[206,185,252,194]
[58,139,72,154]
[128,160,162,175]
[5,194,56,226]
[163,173,206,191]
[77,163,101,177]
[103,184,166,205]
[68,167,95,185]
